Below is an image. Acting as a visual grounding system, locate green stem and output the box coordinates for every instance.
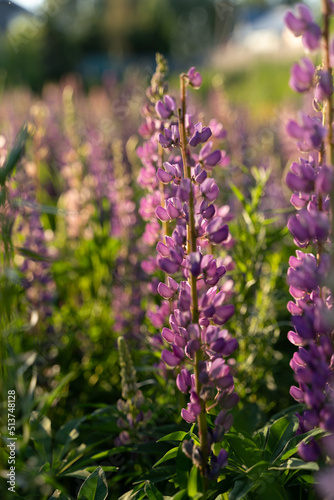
[322,0,334,265]
[321,0,334,342]
[179,74,208,492]
[158,144,168,241]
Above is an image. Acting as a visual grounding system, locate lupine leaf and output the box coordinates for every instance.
[229,183,246,205]
[187,465,199,498]
[278,427,327,462]
[53,416,86,464]
[266,416,299,461]
[225,433,261,468]
[158,431,188,442]
[153,446,178,467]
[269,458,319,471]
[77,466,108,500]
[136,466,176,484]
[48,491,71,500]
[173,490,188,500]
[229,478,253,500]
[176,442,191,490]
[29,412,52,465]
[144,481,164,500]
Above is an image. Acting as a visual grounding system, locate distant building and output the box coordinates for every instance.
[0,0,32,32]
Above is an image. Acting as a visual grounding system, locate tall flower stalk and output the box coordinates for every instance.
[285,1,334,461]
[137,64,238,490]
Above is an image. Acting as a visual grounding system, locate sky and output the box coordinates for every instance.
[10,0,44,11]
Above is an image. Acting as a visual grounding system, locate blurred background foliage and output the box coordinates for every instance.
[0,0,321,497]
[0,0,304,94]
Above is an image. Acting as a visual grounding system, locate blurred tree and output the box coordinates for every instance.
[101,0,171,56]
[0,0,301,89]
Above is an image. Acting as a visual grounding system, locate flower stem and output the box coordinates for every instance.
[322,0,334,270]
[158,143,168,241]
[179,74,208,490]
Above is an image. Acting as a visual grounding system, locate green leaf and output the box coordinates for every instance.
[233,404,263,435]
[144,481,164,500]
[229,183,246,206]
[266,416,299,461]
[225,433,261,468]
[48,491,71,500]
[279,427,328,462]
[136,466,176,484]
[229,478,253,500]
[64,470,90,480]
[39,371,77,416]
[176,442,191,490]
[77,466,108,500]
[269,458,319,471]
[0,124,30,184]
[173,490,188,500]
[29,412,52,465]
[187,465,199,498]
[291,474,315,486]
[64,466,117,480]
[245,460,270,476]
[158,431,188,442]
[16,246,52,262]
[119,489,146,500]
[153,447,178,467]
[54,417,86,464]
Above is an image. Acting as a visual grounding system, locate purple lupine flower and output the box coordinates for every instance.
[155,95,176,119]
[199,141,222,169]
[200,177,219,202]
[289,58,315,93]
[286,113,326,151]
[285,4,321,51]
[206,217,229,244]
[137,61,238,480]
[187,67,202,89]
[189,122,212,147]
[208,119,227,140]
[286,159,316,193]
[315,70,333,101]
[286,7,334,463]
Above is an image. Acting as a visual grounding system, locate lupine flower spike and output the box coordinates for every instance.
[285,1,334,463]
[138,65,238,489]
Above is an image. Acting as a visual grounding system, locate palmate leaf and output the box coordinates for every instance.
[144,481,164,500]
[228,478,253,500]
[77,466,108,500]
[224,432,262,468]
[266,415,300,461]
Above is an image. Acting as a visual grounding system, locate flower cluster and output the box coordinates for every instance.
[285,1,334,462]
[115,337,152,446]
[138,62,238,481]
